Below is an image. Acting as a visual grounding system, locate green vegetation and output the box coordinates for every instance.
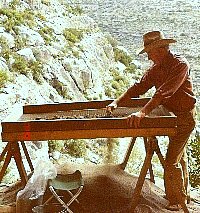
[11,54,28,75]
[189,130,200,187]
[113,47,132,67]
[50,77,72,99]
[48,140,65,153]
[0,36,12,62]
[38,26,55,45]
[125,63,137,74]
[104,68,130,98]
[63,28,85,45]
[35,12,46,21]
[72,50,80,58]
[63,139,87,158]
[0,69,9,89]
[61,2,84,16]
[0,7,35,32]
[14,36,28,50]
[11,55,43,84]
[28,60,44,83]
[41,0,51,6]
[48,139,87,158]
[67,5,84,15]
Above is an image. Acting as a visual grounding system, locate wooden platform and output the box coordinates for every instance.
[0,98,178,211]
[1,98,176,141]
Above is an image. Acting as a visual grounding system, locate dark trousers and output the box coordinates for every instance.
[164,109,196,204]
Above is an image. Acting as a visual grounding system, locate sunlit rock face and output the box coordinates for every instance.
[0,0,136,184]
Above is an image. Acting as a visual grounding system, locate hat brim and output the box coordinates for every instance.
[138,39,177,54]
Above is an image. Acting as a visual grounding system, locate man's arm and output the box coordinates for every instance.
[140,62,189,115]
[127,61,189,128]
[106,68,154,112]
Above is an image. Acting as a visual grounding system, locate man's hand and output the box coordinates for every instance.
[106,101,118,113]
[127,111,146,128]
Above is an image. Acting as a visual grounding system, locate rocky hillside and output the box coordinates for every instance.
[0,1,199,212]
[0,0,139,183]
[0,0,138,121]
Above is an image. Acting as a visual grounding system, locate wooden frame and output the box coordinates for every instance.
[0,98,177,211]
[1,98,176,142]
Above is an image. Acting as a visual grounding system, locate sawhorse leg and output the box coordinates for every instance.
[130,137,155,211]
[129,137,189,213]
[0,141,34,185]
[120,137,136,170]
[144,137,155,183]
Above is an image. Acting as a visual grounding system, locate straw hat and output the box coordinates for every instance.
[138,31,176,54]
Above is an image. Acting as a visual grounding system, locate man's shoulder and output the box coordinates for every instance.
[171,52,190,68]
[172,53,189,64]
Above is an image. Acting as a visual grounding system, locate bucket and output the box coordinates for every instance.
[32,203,66,213]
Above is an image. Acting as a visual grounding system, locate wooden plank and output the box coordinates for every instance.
[0,144,12,182]
[12,143,28,185]
[23,98,151,114]
[130,142,155,211]
[21,141,34,172]
[1,116,176,133]
[1,128,176,142]
[120,137,137,170]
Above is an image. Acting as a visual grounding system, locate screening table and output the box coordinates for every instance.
[0,98,177,210]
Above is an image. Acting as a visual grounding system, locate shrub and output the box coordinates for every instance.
[38,26,55,45]
[188,130,200,187]
[8,0,20,9]
[104,67,132,98]
[0,69,9,88]
[68,5,84,15]
[113,47,132,66]
[63,139,87,158]
[0,7,36,32]
[48,140,65,153]
[125,64,136,74]
[29,60,44,84]
[11,54,28,75]
[61,3,84,16]
[63,28,84,44]
[14,36,28,50]
[41,0,51,6]
[50,77,71,99]
[0,36,12,62]
[11,55,44,84]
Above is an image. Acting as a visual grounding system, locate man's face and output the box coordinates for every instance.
[147,47,166,64]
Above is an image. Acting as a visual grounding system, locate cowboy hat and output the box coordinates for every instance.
[138,31,176,54]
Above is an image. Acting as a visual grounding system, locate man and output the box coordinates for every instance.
[107,31,196,211]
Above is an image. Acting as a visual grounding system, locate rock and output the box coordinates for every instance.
[17,48,36,61]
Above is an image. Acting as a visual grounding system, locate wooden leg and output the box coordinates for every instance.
[120,137,136,170]
[21,141,34,172]
[12,142,28,185]
[0,143,9,162]
[152,138,165,168]
[0,142,28,185]
[130,138,155,211]
[144,137,155,183]
[0,143,12,182]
